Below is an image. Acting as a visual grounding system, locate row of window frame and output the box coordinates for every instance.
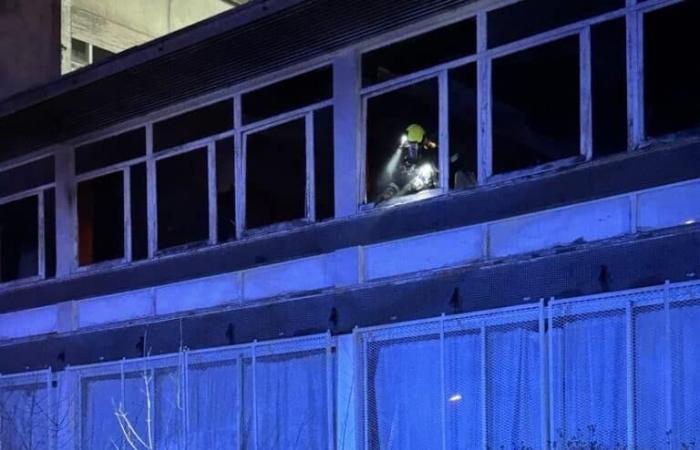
[0,0,688,285]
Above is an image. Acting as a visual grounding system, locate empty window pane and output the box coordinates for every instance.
[592,18,628,156]
[157,149,209,249]
[0,196,38,282]
[0,156,54,198]
[154,100,233,152]
[216,138,236,242]
[76,128,146,175]
[44,189,56,278]
[488,0,624,47]
[492,37,580,174]
[92,45,114,64]
[448,64,478,190]
[78,172,124,266]
[645,1,700,137]
[314,107,335,221]
[362,18,477,86]
[366,79,439,203]
[130,163,148,261]
[246,119,306,229]
[242,67,332,124]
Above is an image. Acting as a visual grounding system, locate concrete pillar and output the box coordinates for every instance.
[336,333,358,450]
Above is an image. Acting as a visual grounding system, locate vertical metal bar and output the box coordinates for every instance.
[207,142,218,245]
[476,12,492,184]
[124,167,132,262]
[548,299,557,449]
[252,341,258,450]
[182,350,189,450]
[626,300,635,448]
[38,190,46,279]
[234,95,246,239]
[306,112,317,223]
[237,354,244,450]
[0,375,3,450]
[539,301,550,449]
[438,71,450,193]
[439,314,447,450]
[362,334,369,450]
[47,369,53,450]
[481,323,488,450]
[626,0,644,149]
[326,332,335,450]
[663,281,673,445]
[146,124,158,257]
[580,27,593,161]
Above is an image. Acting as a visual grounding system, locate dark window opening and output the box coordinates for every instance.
[242,67,332,124]
[157,150,209,250]
[362,18,477,87]
[216,138,236,242]
[644,1,700,138]
[0,156,54,198]
[488,0,624,47]
[492,37,580,174]
[154,100,233,152]
[130,164,148,261]
[314,107,335,221]
[76,128,146,175]
[592,18,628,156]
[0,196,38,282]
[448,64,478,190]
[71,38,89,65]
[246,119,306,230]
[44,189,56,278]
[366,78,439,203]
[92,45,114,64]
[78,172,124,266]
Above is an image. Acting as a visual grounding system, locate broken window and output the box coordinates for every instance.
[0,196,39,282]
[242,67,332,124]
[592,19,628,156]
[216,138,236,242]
[153,100,233,152]
[488,0,624,47]
[448,64,478,189]
[314,107,335,221]
[362,18,476,86]
[75,128,146,175]
[492,36,580,174]
[245,119,306,230]
[365,78,439,203]
[157,149,209,250]
[78,172,125,266]
[644,1,700,138]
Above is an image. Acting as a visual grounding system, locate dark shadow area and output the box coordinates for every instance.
[75,128,146,174]
[216,137,236,242]
[314,107,335,221]
[130,163,148,261]
[78,172,125,266]
[153,100,233,152]
[492,36,580,174]
[448,64,478,190]
[0,196,38,282]
[0,156,54,198]
[246,119,306,230]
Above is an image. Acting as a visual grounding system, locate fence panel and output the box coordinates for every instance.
[0,370,52,450]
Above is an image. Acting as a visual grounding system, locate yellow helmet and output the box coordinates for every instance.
[405,124,426,144]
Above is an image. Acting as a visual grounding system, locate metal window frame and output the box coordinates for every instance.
[0,369,54,450]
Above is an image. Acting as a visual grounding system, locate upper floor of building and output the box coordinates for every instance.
[0,0,699,312]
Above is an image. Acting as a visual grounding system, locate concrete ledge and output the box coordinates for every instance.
[243,255,333,301]
[0,305,57,340]
[78,290,154,328]
[637,180,700,231]
[489,197,632,258]
[155,272,243,315]
[365,225,484,281]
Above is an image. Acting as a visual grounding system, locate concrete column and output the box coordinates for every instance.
[333,51,362,217]
[55,146,76,277]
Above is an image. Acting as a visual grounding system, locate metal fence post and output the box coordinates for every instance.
[481,322,487,450]
[252,340,258,450]
[539,300,550,449]
[326,331,335,450]
[439,314,447,450]
[626,300,636,448]
[664,281,673,447]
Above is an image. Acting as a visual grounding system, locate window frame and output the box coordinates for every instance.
[0,154,55,286]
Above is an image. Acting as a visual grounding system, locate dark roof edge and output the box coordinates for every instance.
[0,0,305,118]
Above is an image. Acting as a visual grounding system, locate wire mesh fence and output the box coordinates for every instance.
[0,370,52,450]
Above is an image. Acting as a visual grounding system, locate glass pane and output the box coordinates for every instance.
[156,149,209,250]
[314,107,335,221]
[81,374,124,449]
[78,172,125,266]
[448,64,478,190]
[0,383,49,450]
[245,119,306,230]
[44,188,56,278]
[155,368,183,449]
[362,18,476,86]
[0,196,39,282]
[130,163,148,261]
[242,67,332,125]
[366,78,439,204]
[492,37,580,174]
[644,1,700,137]
[488,0,624,47]
[154,100,233,152]
[188,361,239,449]
[216,138,236,242]
[75,128,146,175]
[0,156,53,198]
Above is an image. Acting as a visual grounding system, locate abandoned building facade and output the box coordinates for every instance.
[0,0,699,448]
